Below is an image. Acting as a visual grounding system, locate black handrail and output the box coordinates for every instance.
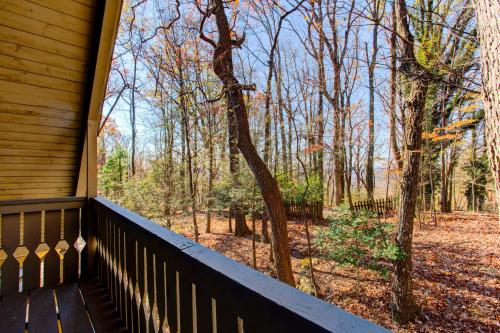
[89,196,389,333]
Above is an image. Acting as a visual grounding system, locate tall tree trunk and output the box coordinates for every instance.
[130,56,138,177]
[205,0,295,285]
[262,52,273,244]
[163,104,174,230]
[177,48,199,242]
[274,53,288,176]
[474,0,500,218]
[315,8,325,189]
[206,111,214,233]
[390,2,403,171]
[228,110,251,236]
[365,2,380,199]
[391,0,430,324]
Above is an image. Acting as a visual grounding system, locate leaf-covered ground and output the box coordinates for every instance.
[160,211,499,332]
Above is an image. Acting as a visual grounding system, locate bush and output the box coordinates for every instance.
[99,145,128,198]
[315,206,402,277]
[277,173,323,203]
[211,171,263,216]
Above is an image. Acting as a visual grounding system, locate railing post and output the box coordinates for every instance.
[82,199,98,279]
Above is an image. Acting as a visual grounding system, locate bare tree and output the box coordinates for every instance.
[199,0,295,286]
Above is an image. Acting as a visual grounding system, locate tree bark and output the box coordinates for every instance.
[204,0,295,286]
[130,55,138,177]
[365,0,382,199]
[474,0,500,218]
[206,111,214,233]
[390,1,403,171]
[228,109,251,236]
[391,0,430,324]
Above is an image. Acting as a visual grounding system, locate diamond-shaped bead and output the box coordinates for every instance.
[151,302,160,333]
[55,240,69,259]
[135,283,142,309]
[129,278,134,298]
[123,270,128,289]
[118,263,123,284]
[162,318,170,333]
[13,246,29,265]
[143,293,151,324]
[0,249,7,269]
[35,243,50,260]
[74,236,86,253]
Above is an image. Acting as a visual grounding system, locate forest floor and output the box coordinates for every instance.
[159,211,499,332]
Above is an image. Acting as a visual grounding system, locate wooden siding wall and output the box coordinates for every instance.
[0,0,98,200]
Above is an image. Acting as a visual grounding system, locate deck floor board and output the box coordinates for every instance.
[55,283,94,333]
[0,291,27,333]
[0,282,126,333]
[28,287,58,333]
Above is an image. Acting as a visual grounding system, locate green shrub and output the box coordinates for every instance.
[277,172,323,203]
[315,206,402,277]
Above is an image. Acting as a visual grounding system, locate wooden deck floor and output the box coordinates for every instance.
[0,280,126,333]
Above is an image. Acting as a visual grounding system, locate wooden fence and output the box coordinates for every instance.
[284,201,323,220]
[351,197,397,215]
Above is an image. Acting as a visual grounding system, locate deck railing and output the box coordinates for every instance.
[90,197,388,333]
[0,197,86,296]
[0,197,388,332]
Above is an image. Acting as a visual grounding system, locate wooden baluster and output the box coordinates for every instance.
[154,255,166,333]
[146,252,159,333]
[178,271,194,332]
[136,241,146,332]
[0,213,20,294]
[166,260,178,332]
[155,253,176,332]
[115,226,124,323]
[195,285,213,332]
[63,209,79,284]
[44,210,61,287]
[111,220,119,310]
[97,213,106,287]
[118,229,128,328]
[23,211,41,290]
[106,218,112,302]
[142,246,154,333]
[123,229,134,332]
[128,237,140,333]
[216,300,239,332]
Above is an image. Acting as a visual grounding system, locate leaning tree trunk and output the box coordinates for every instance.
[204,0,295,286]
[228,109,251,236]
[474,0,500,219]
[391,0,430,325]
